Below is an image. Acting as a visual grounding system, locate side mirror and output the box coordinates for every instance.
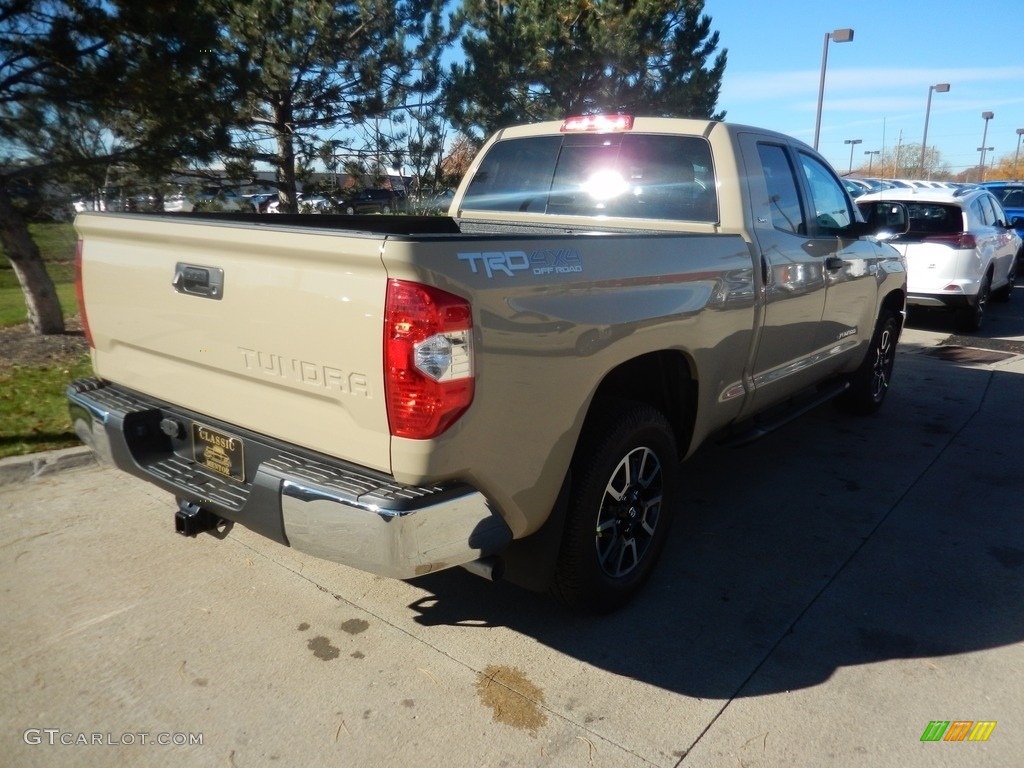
[857,201,910,240]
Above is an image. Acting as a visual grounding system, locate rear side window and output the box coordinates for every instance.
[972,196,998,226]
[756,143,805,235]
[461,133,718,222]
[979,193,1003,225]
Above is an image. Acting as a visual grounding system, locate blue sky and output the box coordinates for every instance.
[702,0,1024,178]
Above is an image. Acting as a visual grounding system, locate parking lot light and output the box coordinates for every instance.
[978,112,994,181]
[813,28,854,150]
[844,138,862,173]
[920,83,950,177]
[864,150,880,175]
[1014,128,1024,179]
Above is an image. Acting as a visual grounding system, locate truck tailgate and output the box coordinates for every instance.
[75,213,391,473]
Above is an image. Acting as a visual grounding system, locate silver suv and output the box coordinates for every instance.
[857,187,1020,330]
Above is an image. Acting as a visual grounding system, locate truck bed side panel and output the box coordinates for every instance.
[382,231,756,536]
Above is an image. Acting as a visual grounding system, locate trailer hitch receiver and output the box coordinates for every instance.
[175,498,231,538]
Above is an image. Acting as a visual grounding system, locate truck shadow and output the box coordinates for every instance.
[407,352,1024,700]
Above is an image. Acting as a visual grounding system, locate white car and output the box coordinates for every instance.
[857,187,1020,331]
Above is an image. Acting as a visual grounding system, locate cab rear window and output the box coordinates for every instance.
[461,133,717,222]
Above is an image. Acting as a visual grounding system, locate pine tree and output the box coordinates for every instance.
[0,0,232,334]
[447,0,727,140]
[211,0,451,213]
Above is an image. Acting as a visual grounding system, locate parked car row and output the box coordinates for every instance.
[843,177,978,198]
[856,184,1022,331]
[152,186,413,215]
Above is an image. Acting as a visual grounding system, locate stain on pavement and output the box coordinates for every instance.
[475,664,547,734]
[307,636,340,661]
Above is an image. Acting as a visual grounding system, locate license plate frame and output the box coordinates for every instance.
[191,423,245,482]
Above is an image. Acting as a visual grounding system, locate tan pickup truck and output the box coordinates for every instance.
[69,116,908,612]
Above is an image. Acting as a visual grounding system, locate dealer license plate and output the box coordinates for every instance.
[191,423,245,482]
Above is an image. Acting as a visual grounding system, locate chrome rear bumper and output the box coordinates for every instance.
[67,378,511,578]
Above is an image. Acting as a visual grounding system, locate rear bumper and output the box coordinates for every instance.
[907,292,975,310]
[67,378,511,578]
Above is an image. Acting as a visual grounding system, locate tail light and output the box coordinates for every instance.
[924,232,976,249]
[74,239,94,348]
[384,279,474,439]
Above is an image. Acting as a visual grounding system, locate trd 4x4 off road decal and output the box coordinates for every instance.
[458,248,583,278]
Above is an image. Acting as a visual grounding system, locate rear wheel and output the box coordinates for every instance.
[993,258,1016,302]
[550,399,679,613]
[837,309,900,415]
[958,272,991,331]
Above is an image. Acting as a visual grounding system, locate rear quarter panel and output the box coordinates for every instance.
[381,231,757,537]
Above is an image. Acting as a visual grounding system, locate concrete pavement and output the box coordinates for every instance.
[2,304,1023,767]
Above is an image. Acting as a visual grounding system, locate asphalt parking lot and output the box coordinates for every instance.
[3,296,1023,767]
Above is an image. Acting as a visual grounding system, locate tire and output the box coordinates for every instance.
[993,258,1016,303]
[836,309,900,415]
[345,205,355,215]
[549,399,679,613]
[958,272,991,332]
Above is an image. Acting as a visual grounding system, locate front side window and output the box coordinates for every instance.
[798,153,853,233]
[461,133,717,222]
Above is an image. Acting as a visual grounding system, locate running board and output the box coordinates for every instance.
[719,380,850,448]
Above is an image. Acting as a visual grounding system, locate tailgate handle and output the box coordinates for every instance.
[173,263,224,299]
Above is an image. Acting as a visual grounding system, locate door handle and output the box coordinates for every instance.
[173,262,224,299]
[825,256,848,271]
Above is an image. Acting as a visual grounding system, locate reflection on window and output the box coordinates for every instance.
[757,144,805,235]
[461,134,718,222]
[999,189,1023,208]
[799,153,852,232]
[904,203,960,236]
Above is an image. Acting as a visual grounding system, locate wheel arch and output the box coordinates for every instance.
[587,349,698,458]
[880,288,907,329]
[499,349,697,595]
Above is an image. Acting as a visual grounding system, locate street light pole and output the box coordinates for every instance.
[976,147,993,182]
[844,138,862,173]
[865,150,880,175]
[978,112,994,181]
[1014,128,1024,179]
[813,28,854,151]
[919,83,950,177]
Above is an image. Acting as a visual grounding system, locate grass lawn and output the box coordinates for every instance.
[1,221,92,459]
[0,356,93,458]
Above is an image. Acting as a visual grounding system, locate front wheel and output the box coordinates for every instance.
[550,399,679,613]
[836,309,900,415]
